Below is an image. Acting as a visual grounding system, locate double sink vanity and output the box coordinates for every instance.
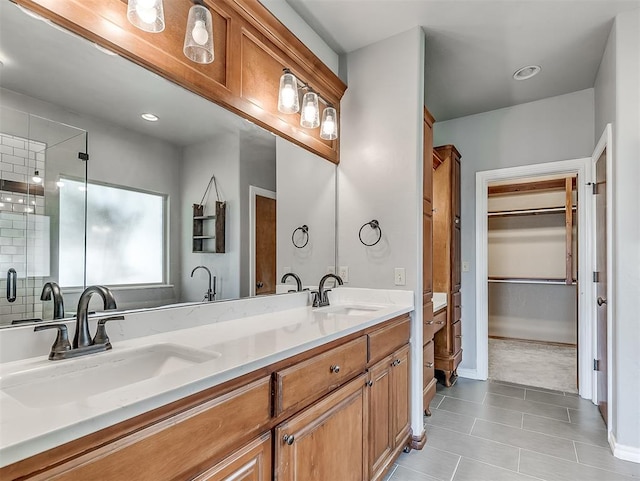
[0,288,414,480]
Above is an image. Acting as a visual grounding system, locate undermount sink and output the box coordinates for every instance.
[0,344,221,408]
[320,305,384,316]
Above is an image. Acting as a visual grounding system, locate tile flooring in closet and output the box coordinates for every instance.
[385,379,640,481]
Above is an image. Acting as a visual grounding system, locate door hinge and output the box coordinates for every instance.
[592,183,598,195]
[593,271,600,283]
[593,359,600,371]
[78,152,89,161]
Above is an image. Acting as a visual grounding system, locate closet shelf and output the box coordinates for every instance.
[488,277,576,285]
[488,206,576,218]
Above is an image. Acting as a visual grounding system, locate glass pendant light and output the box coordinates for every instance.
[278,70,300,114]
[300,92,320,129]
[32,171,42,184]
[183,4,214,64]
[320,106,338,140]
[127,0,165,33]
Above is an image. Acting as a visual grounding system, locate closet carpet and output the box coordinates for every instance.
[489,338,578,393]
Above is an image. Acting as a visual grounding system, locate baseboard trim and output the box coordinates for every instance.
[457,368,483,380]
[410,430,426,450]
[610,431,640,463]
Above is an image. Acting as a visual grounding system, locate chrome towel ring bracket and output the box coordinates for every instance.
[359,219,382,247]
[292,225,309,248]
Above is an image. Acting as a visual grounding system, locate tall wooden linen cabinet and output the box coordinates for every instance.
[433,145,462,387]
[422,108,437,415]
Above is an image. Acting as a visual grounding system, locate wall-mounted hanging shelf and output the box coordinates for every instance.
[192,202,225,253]
[488,206,577,218]
[488,277,576,285]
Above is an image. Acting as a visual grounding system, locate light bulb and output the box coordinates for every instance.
[192,20,209,46]
[5,197,11,202]
[127,0,164,33]
[320,106,338,140]
[322,119,334,135]
[32,171,42,184]
[300,92,319,128]
[135,4,157,24]
[278,71,300,114]
[18,199,23,204]
[281,85,295,109]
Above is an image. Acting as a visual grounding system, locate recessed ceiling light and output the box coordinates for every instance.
[141,113,159,122]
[513,65,541,81]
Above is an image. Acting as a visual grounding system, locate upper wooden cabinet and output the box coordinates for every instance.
[433,144,463,386]
[16,0,346,164]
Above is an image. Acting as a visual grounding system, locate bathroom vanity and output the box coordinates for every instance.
[0,289,413,481]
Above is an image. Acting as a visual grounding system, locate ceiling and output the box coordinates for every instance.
[0,1,272,147]
[285,0,640,121]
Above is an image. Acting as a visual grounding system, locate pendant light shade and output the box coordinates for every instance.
[320,107,338,140]
[183,4,214,64]
[127,0,165,33]
[278,71,300,114]
[300,92,320,129]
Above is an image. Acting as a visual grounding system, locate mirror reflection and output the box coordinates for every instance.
[0,2,336,328]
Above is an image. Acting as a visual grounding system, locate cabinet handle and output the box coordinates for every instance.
[366,380,373,387]
[282,434,295,445]
[426,362,434,368]
[455,334,462,338]
[436,320,445,325]
[426,320,434,325]
[597,297,607,306]
[391,359,401,367]
[330,365,340,373]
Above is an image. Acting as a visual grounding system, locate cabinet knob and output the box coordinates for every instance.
[391,359,401,367]
[283,434,295,445]
[426,362,434,368]
[455,218,460,225]
[366,380,373,387]
[330,365,340,373]
[597,297,607,306]
[455,334,462,339]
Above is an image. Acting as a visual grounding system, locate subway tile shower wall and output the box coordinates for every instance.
[0,133,47,325]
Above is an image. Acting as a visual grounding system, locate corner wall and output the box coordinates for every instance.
[339,26,425,439]
[433,89,595,369]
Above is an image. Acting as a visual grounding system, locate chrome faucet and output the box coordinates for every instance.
[34,285,122,360]
[311,274,343,307]
[191,265,216,301]
[40,281,64,319]
[281,272,303,292]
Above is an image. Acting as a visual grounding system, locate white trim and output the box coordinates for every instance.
[475,158,594,399]
[610,431,640,463]
[591,124,614,439]
[248,186,276,297]
[457,368,481,380]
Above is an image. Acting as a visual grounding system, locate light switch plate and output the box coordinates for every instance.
[394,267,406,286]
[338,266,349,283]
[462,261,470,272]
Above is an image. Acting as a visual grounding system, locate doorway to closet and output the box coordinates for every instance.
[486,175,578,393]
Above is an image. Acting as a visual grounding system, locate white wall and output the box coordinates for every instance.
[339,27,425,439]
[276,137,335,288]
[181,133,241,302]
[433,89,595,371]
[594,9,640,456]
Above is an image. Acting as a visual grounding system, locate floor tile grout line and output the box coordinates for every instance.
[517,448,521,472]
[520,426,610,449]
[521,412,524,429]
[449,455,461,481]
[469,417,478,435]
[486,392,578,418]
[436,395,445,409]
[492,379,578,397]
[465,455,548,481]
[386,464,397,481]
[433,406,524,430]
[567,408,572,423]
[573,440,579,462]
[523,411,607,432]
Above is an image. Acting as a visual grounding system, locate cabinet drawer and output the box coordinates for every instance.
[434,309,446,333]
[368,316,411,364]
[35,377,272,481]
[453,292,461,322]
[453,320,462,354]
[423,301,434,345]
[423,341,434,385]
[275,336,367,415]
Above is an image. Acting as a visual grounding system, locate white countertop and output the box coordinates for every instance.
[0,288,413,467]
[433,292,447,312]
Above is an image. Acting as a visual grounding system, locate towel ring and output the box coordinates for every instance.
[292,225,309,248]
[359,219,382,247]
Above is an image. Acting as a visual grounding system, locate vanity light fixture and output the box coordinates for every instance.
[183,2,214,64]
[277,68,338,139]
[127,0,165,33]
[32,171,42,184]
[141,113,159,122]
[513,65,541,81]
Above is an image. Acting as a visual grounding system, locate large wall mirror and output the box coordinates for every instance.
[0,1,337,328]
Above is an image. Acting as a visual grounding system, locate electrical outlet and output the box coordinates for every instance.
[283,266,291,275]
[338,266,349,283]
[327,266,336,274]
[394,267,406,286]
[462,261,470,272]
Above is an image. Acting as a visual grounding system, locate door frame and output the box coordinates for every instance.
[475,157,594,399]
[249,186,276,297]
[591,124,613,434]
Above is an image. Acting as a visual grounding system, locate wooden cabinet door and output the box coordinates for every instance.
[275,375,366,481]
[367,356,394,480]
[391,345,410,448]
[192,433,271,481]
[453,156,461,220]
[453,225,461,291]
[423,206,433,296]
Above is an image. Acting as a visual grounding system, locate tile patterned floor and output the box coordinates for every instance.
[384,378,640,481]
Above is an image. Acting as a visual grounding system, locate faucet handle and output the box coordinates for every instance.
[93,315,125,348]
[34,324,72,360]
[310,290,321,307]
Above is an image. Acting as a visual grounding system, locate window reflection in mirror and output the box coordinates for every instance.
[0,1,336,328]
